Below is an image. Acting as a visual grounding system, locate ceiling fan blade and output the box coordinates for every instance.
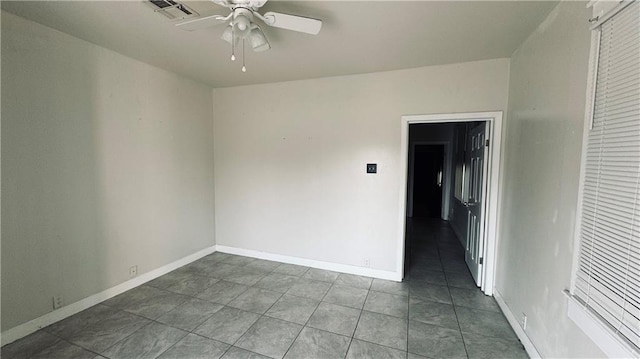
[212,0,232,8]
[213,0,266,10]
[175,14,229,31]
[250,0,268,9]
[262,11,322,35]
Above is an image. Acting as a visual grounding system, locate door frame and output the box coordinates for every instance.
[397,111,503,296]
[406,142,452,220]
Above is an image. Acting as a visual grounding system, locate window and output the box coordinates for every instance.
[570,1,640,356]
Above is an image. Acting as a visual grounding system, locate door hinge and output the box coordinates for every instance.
[479,257,484,265]
[485,139,490,147]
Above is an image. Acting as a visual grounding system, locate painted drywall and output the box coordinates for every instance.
[212,59,509,272]
[1,12,215,331]
[496,1,605,357]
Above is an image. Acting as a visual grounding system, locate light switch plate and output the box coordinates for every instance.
[366,163,377,174]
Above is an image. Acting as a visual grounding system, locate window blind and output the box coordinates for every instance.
[574,0,640,351]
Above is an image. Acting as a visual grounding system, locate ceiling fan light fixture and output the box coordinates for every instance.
[249,25,270,52]
[221,25,234,44]
[232,10,252,38]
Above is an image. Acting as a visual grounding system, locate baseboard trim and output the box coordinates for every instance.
[1,245,216,347]
[215,245,401,281]
[493,289,541,358]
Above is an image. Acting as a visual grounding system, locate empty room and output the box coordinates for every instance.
[1,0,638,358]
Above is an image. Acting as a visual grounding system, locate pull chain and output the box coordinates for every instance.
[241,38,247,72]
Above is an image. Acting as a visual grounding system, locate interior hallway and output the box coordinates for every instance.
[3,219,526,359]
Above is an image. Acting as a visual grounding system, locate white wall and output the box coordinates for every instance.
[496,2,605,357]
[1,12,215,331]
[212,59,509,273]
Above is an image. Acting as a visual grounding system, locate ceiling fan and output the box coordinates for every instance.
[175,0,322,72]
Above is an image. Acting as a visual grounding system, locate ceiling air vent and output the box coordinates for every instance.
[146,0,198,20]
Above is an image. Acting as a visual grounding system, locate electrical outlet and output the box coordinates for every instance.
[521,313,528,330]
[129,265,138,278]
[364,258,371,267]
[53,295,64,310]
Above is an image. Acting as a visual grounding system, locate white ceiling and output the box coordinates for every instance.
[1,1,557,88]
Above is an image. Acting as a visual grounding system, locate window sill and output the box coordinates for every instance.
[567,296,639,358]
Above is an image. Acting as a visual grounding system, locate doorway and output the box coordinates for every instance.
[397,112,503,296]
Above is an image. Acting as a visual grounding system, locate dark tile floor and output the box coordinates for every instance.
[2,218,527,359]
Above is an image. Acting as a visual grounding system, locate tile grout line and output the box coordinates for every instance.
[436,224,471,359]
[150,272,241,359]
[342,287,370,359]
[53,294,191,357]
[181,253,240,359]
[107,257,268,358]
[406,220,422,358]
[281,273,377,358]
[100,294,219,357]
[279,283,325,359]
[97,319,156,357]
[222,263,326,358]
[197,262,315,358]
[23,334,104,359]
[216,263,283,357]
[405,219,464,358]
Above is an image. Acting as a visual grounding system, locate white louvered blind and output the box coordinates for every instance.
[574,0,640,351]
